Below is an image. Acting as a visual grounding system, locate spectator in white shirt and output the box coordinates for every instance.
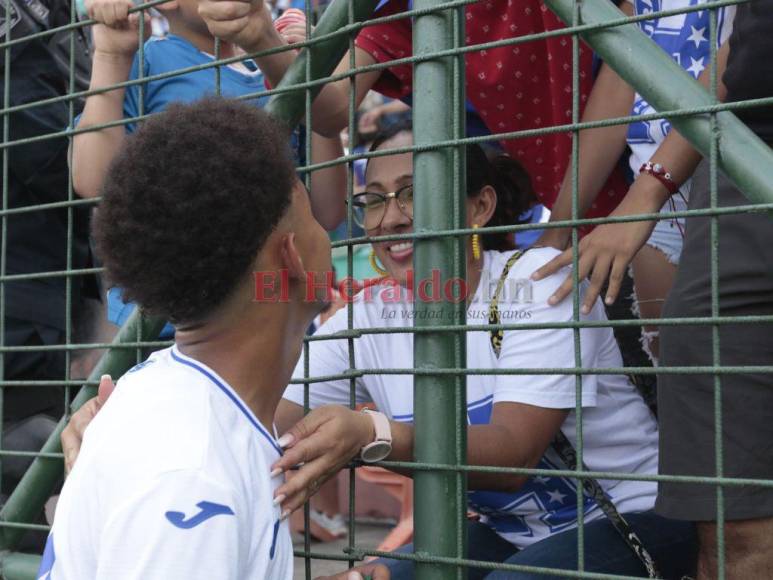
[272,123,698,579]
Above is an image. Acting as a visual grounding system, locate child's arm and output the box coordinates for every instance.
[536,1,636,250]
[533,40,731,311]
[71,0,149,199]
[308,132,346,231]
[274,12,348,230]
[539,60,635,249]
[199,0,381,138]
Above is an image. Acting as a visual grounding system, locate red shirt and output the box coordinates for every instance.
[355,0,628,219]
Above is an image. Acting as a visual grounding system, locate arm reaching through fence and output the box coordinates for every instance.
[271,400,568,517]
[532,40,731,310]
[70,0,150,199]
[534,0,636,251]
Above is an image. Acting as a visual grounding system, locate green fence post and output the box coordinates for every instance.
[0,312,167,552]
[0,552,42,580]
[413,1,468,579]
[544,0,773,206]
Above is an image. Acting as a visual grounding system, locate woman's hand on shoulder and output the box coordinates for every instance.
[531,189,665,312]
[198,0,275,54]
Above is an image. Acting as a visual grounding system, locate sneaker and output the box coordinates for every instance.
[309,510,348,540]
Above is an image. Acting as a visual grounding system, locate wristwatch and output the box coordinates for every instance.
[360,409,392,463]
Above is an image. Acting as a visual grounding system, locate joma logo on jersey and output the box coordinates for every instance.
[165,501,234,529]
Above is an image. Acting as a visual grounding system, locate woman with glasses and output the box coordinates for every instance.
[273,123,697,579]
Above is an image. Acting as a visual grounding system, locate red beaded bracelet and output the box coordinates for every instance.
[639,161,680,195]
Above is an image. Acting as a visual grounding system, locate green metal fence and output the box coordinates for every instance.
[1,0,773,578]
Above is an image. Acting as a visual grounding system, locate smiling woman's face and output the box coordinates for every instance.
[364,131,416,286]
[364,131,494,288]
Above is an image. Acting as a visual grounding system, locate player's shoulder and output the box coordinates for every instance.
[117,346,211,402]
[165,347,285,461]
[85,347,214,475]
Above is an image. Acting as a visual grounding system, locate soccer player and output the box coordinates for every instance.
[40,97,331,579]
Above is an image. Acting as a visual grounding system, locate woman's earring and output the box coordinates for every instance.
[369,248,388,277]
[472,224,481,261]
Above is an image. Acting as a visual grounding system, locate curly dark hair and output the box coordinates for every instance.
[93,97,296,325]
[369,121,535,251]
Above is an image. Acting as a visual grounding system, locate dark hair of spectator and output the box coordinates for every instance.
[369,121,535,251]
[93,97,296,325]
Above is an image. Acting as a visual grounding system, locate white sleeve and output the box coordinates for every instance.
[283,308,369,409]
[96,470,258,580]
[492,264,604,409]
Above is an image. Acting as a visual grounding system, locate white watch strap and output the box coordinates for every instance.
[363,409,392,444]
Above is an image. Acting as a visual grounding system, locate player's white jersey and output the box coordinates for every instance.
[40,345,292,580]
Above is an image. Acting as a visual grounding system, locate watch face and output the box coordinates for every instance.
[361,441,392,463]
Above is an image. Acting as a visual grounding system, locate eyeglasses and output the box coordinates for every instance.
[349,184,414,230]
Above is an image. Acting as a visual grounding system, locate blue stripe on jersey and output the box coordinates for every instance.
[37,533,56,579]
[269,519,281,559]
[393,395,494,424]
[170,347,283,456]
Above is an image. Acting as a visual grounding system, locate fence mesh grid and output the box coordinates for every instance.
[0,0,771,578]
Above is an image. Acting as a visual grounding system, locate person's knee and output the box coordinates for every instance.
[698,517,773,577]
[2,414,59,493]
[12,415,58,446]
[375,544,415,580]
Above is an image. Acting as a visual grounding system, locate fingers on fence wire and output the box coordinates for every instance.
[275,8,309,45]
[279,23,308,45]
[86,0,131,26]
[198,0,272,49]
[88,0,151,57]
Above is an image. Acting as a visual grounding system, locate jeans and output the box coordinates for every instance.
[379,511,697,580]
